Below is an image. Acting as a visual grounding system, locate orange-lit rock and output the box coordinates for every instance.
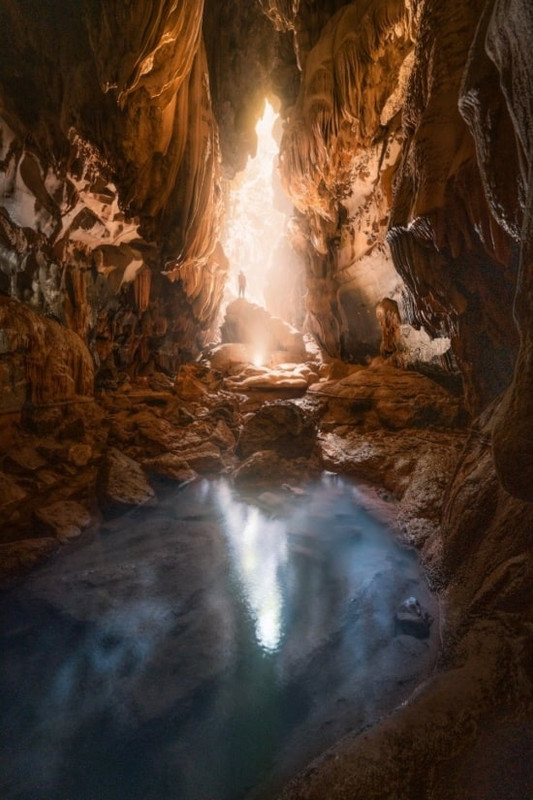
[0,1,531,797]
[0,296,94,415]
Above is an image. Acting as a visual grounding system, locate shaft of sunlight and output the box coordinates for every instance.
[221,101,286,306]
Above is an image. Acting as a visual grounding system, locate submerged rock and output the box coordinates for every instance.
[394,597,433,639]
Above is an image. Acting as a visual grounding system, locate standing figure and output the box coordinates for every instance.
[238,270,247,298]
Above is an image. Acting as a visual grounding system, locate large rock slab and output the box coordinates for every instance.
[225,366,310,392]
[312,362,464,431]
[97,447,155,516]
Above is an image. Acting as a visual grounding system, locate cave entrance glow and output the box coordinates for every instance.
[221,101,290,308]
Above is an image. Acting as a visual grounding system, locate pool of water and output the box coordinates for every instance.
[0,474,437,800]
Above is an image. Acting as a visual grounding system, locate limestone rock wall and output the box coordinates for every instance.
[387,0,522,414]
[277,1,414,362]
[0,0,227,376]
[0,295,94,414]
[273,0,530,419]
[478,0,533,502]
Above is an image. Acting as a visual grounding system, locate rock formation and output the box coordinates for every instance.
[0,1,532,798]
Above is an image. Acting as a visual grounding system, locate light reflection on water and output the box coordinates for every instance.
[216,481,288,653]
[0,474,437,800]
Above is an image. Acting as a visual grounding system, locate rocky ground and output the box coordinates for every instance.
[1,353,531,799]
[1,355,467,587]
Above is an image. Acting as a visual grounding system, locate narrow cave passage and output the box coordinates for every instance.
[220,100,290,309]
[212,99,311,384]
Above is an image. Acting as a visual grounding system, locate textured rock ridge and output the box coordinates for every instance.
[387,0,521,414]
[478,0,533,501]
[0,0,227,374]
[0,295,94,414]
[277,1,415,362]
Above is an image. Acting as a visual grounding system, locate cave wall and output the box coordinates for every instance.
[0,0,531,488]
[272,0,529,419]
[275,0,414,361]
[0,0,228,380]
[387,0,521,414]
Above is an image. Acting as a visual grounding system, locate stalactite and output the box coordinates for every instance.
[134,268,151,314]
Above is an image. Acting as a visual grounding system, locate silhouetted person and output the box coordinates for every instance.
[238,270,247,298]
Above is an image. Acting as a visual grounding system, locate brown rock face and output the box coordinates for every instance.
[478,0,533,502]
[0,295,94,415]
[386,0,521,415]
[0,0,227,376]
[277,1,414,362]
[238,400,317,459]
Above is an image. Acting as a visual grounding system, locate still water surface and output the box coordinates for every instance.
[0,474,436,799]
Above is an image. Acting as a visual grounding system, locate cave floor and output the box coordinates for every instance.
[0,362,530,799]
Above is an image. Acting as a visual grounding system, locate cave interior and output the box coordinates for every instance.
[0,0,532,798]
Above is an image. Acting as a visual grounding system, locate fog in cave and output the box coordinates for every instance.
[0,1,531,798]
[0,476,437,800]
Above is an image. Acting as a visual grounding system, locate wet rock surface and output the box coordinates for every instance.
[278,406,533,800]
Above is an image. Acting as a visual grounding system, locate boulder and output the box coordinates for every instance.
[175,364,222,401]
[68,444,92,467]
[97,447,155,515]
[220,299,306,362]
[394,596,433,639]
[237,400,317,459]
[129,410,182,450]
[35,500,92,542]
[142,454,197,485]
[0,474,28,512]
[209,343,254,372]
[0,538,60,582]
[312,362,464,431]
[176,443,223,473]
[3,445,47,473]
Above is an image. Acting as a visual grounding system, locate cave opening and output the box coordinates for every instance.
[214,98,309,376]
[220,99,289,310]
